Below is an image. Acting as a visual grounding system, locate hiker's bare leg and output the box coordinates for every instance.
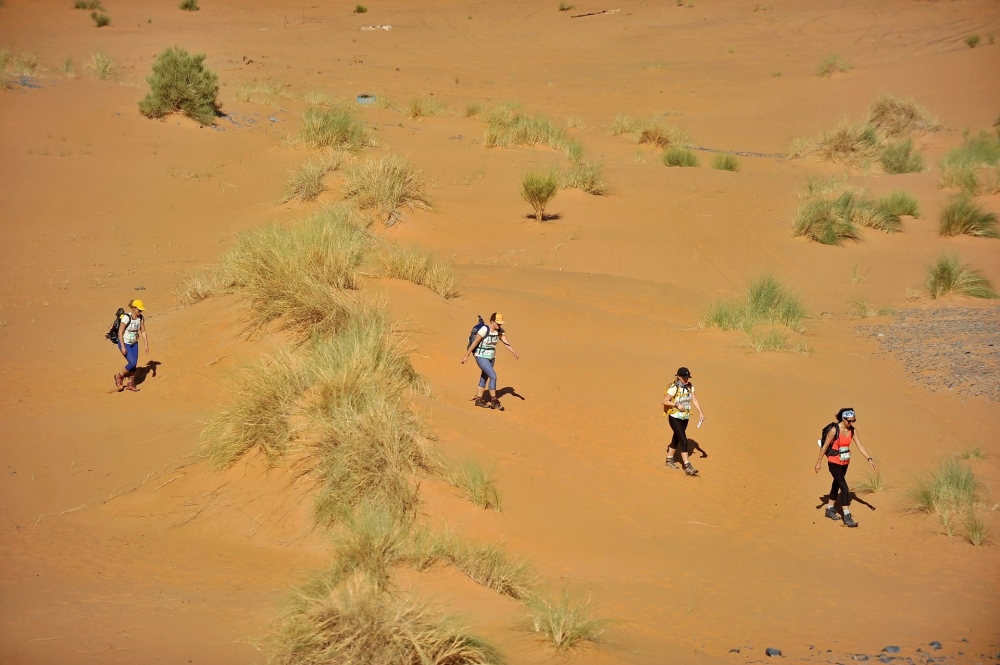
[680,451,690,466]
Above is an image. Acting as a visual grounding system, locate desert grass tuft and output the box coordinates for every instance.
[447,460,501,511]
[405,97,447,120]
[465,101,483,117]
[562,159,608,195]
[925,253,997,299]
[638,117,689,149]
[232,79,284,104]
[85,51,116,80]
[939,129,1000,195]
[558,1,574,10]
[938,195,999,238]
[484,103,572,155]
[138,46,219,125]
[878,190,920,218]
[526,592,610,651]
[323,506,409,591]
[965,34,980,48]
[373,243,461,299]
[748,328,789,352]
[711,152,741,172]
[450,540,534,600]
[851,300,894,319]
[90,10,111,26]
[521,168,560,222]
[817,54,851,76]
[703,274,805,333]
[794,189,902,244]
[74,0,103,8]
[354,4,368,13]
[963,510,990,546]
[298,105,373,151]
[179,0,198,10]
[816,121,881,164]
[610,113,640,136]
[854,457,885,493]
[908,457,982,515]
[342,154,431,226]
[271,573,502,665]
[177,268,222,305]
[59,56,75,78]
[880,138,924,173]
[663,147,699,167]
[959,447,987,460]
[281,152,345,204]
[867,94,939,138]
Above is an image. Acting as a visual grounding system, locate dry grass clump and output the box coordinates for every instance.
[450,540,534,600]
[177,268,221,305]
[521,168,560,222]
[232,79,285,104]
[298,106,373,151]
[179,0,198,10]
[281,152,345,204]
[963,510,991,546]
[271,573,502,665]
[374,243,461,299]
[814,121,882,163]
[562,160,608,195]
[342,154,431,226]
[938,195,999,238]
[793,189,902,245]
[878,190,920,218]
[1,50,39,78]
[851,300,894,319]
[526,593,610,651]
[610,113,641,136]
[711,152,740,171]
[638,117,688,149]
[867,93,940,138]
[447,460,501,511]
[91,10,111,27]
[138,46,219,125]
[465,101,483,117]
[85,50,116,80]
[939,129,1000,195]
[816,53,851,76]
[484,103,571,155]
[908,457,991,545]
[321,507,410,591]
[748,328,789,353]
[405,97,447,120]
[703,274,806,333]
[854,457,885,494]
[74,0,103,8]
[879,139,925,174]
[663,147,699,167]
[925,253,997,299]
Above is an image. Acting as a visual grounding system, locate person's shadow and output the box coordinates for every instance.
[668,437,708,463]
[496,386,525,401]
[133,360,161,387]
[815,492,876,514]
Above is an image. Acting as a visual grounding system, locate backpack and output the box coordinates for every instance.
[106,308,126,345]
[819,421,843,454]
[468,315,486,348]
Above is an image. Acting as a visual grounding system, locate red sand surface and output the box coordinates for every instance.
[1,0,999,663]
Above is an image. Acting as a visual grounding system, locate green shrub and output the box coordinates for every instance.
[562,160,608,194]
[959,447,987,460]
[138,46,219,125]
[324,506,409,591]
[703,274,805,333]
[447,460,501,511]
[940,129,1000,195]
[299,106,372,150]
[85,50,116,80]
[342,154,431,226]
[663,147,699,167]
[794,189,902,244]
[817,54,851,76]
[90,10,110,26]
[711,152,740,171]
[521,168,560,222]
[563,138,585,163]
[909,457,981,515]
[965,34,980,48]
[925,253,997,299]
[526,592,609,651]
[179,0,198,10]
[878,190,920,218]
[938,195,999,237]
[374,243,461,299]
[354,3,367,13]
[880,139,924,173]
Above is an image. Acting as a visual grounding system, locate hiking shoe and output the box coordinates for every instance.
[490,399,505,412]
[474,397,489,408]
[683,463,699,476]
[825,506,841,521]
[665,460,680,470]
[843,513,858,528]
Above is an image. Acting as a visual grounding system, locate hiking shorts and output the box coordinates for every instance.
[476,355,497,391]
[124,343,139,371]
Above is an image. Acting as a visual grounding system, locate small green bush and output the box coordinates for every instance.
[703,274,805,333]
[447,460,501,511]
[748,328,788,353]
[90,10,110,26]
[562,160,608,194]
[963,510,991,546]
[938,195,999,237]
[880,138,924,173]
[711,152,740,171]
[484,103,571,156]
[74,0,102,8]
[878,190,920,218]
[521,168,560,222]
[663,147,699,167]
[299,106,372,151]
[179,0,198,10]
[965,34,980,48]
[526,592,609,651]
[925,253,997,299]
[558,1,574,10]
[909,457,981,514]
[817,54,851,76]
[354,3,368,13]
[854,457,885,493]
[138,46,219,125]
[794,189,902,244]
[940,129,1000,195]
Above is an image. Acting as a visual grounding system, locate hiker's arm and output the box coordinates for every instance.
[140,319,149,353]
[499,333,519,359]
[461,331,485,363]
[854,432,876,468]
[691,394,705,421]
[662,390,678,410]
[118,320,127,355]
[815,429,836,472]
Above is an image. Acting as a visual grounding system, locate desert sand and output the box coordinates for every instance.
[2,0,1000,663]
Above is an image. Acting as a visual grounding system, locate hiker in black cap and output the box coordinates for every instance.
[663,367,705,476]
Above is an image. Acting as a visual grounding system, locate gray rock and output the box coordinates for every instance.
[883,647,902,654]
[766,648,782,657]
[930,642,942,650]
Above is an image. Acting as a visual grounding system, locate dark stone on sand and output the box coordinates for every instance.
[883,647,902,654]
[879,657,892,664]
[766,648,782,657]
[853,656,870,661]
[730,648,740,653]
[930,642,942,650]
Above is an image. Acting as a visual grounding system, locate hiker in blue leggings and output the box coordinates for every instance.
[461,312,519,411]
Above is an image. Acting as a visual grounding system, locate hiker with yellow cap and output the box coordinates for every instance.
[461,312,519,411]
[114,299,149,392]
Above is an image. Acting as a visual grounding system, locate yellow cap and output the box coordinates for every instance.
[130,299,146,311]
[494,313,504,325]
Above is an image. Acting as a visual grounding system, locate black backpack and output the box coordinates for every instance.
[468,315,486,348]
[106,308,126,345]
[818,422,840,452]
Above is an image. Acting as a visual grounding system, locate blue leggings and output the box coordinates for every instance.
[476,356,497,391]
[123,343,139,372]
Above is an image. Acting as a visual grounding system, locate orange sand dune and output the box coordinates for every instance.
[1,0,999,663]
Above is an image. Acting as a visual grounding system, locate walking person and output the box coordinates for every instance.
[814,408,876,528]
[114,299,149,393]
[663,367,705,476]
[461,313,519,411]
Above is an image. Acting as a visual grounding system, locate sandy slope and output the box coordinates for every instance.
[2,0,999,662]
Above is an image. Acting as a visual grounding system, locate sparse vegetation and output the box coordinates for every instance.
[925,253,997,299]
[878,190,920,218]
[232,79,284,104]
[73,0,102,7]
[342,154,431,226]
[521,168,560,222]
[374,243,461,299]
[281,152,345,203]
[855,458,885,494]
[663,147,699,167]
[465,101,483,117]
[90,10,110,27]
[298,105,373,151]
[960,447,987,460]
[965,34,980,48]
[793,188,904,244]
[939,129,1000,195]
[963,510,991,546]
[484,103,576,158]
[85,51,116,80]
[748,327,789,352]
[850,262,868,284]
[558,1,575,11]
[450,540,534,600]
[447,460,501,511]
[817,54,851,76]
[867,94,940,138]
[405,97,446,120]
[354,3,368,13]
[909,457,981,516]
[852,300,894,319]
[610,113,640,136]
[177,269,220,305]
[703,274,806,333]
[938,195,999,238]
[880,138,924,173]
[526,592,610,651]
[711,152,741,171]
[59,56,74,78]
[138,46,219,125]
[562,160,608,195]
[638,117,689,149]
[179,0,199,10]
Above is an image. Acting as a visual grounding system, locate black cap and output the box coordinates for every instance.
[676,367,691,378]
